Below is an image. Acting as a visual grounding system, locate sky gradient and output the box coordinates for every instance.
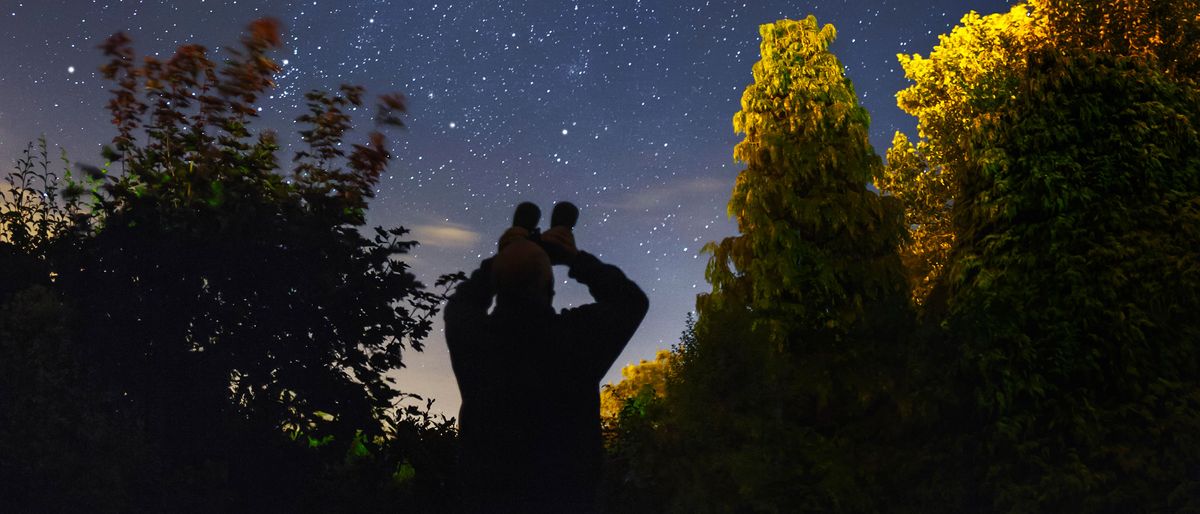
[1,0,1012,416]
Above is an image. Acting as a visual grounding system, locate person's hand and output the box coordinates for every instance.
[541,226,578,265]
[498,226,531,252]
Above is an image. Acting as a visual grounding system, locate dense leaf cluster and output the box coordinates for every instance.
[946,47,1200,511]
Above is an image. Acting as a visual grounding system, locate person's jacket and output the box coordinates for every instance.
[444,251,649,512]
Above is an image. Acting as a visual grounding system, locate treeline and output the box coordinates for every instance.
[601,2,1200,513]
[0,20,460,512]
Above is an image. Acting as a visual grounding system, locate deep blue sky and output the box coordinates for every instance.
[1,0,1012,416]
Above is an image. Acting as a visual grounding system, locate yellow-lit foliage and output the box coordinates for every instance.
[883,1,1200,305]
[881,5,1042,304]
[1029,0,1200,78]
[707,16,906,340]
[876,133,952,304]
[882,1,1200,509]
[672,17,910,512]
[600,349,674,422]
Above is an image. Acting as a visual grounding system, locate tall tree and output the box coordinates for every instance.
[945,45,1200,512]
[884,1,1200,510]
[707,17,909,338]
[669,16,912,512]
[883,0,1200,306]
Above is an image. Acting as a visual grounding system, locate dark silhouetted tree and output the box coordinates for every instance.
[1,19,459,513]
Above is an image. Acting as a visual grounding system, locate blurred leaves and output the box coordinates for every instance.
[1,18,460,513]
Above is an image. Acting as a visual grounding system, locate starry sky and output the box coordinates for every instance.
[1,0,1012,416]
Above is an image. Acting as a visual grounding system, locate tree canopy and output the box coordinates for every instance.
[0,19,458,512]
[631,16,913,513]
[881,0,1200,510]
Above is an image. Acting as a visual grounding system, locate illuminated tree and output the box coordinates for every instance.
[944,46,1200,512]
[599,322,690,514]
[706,17,909,338]
[878,5,1041,306]
[885,2,1200,510]
[883,0,1200,306]
[668,17,912,512]
[600,349,675,422]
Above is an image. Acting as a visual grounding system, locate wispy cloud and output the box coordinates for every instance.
[411,223,482,248]
[600,177,728,211]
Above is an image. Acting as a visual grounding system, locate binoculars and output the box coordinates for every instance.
[512,201,578,262]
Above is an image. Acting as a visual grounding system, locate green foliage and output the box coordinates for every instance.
[877,132,953,306]
[945,46,1200,512]
[881,1,1200,511]
[880,5,1041,307]
[617,17,913,513]
[600,316,691,514]
[297,397,460,514]
[884,0,1200,307]
[709,17,908,340]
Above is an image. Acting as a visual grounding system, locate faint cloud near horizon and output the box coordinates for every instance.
[411,223,482,248]
[600,177,729,212]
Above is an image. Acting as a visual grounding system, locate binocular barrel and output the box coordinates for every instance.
[513,201,578,231]
[513,202,541,232]
[550,202,579,230]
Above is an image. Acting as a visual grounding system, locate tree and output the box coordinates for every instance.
[883,0,1200,307]
[880,5,1041,306]
[707,17,909,338]
[0,142,138,512]
[600,349,676,423]
[1,19,460,512]
[75,17,444,445]
[599,318,691,514]
[664,16,912,512]
[943,46,1200,512]
[884,1,1200,510]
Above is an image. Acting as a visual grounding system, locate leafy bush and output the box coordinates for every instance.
[0,18,460,512]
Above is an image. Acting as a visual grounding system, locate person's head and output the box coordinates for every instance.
[491,238,554,305]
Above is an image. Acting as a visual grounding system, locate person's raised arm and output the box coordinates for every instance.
[544,227,649,382]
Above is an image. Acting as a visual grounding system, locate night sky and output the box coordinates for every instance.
[1,0,1012,416]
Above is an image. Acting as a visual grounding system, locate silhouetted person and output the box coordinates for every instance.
[445,217,649,514]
